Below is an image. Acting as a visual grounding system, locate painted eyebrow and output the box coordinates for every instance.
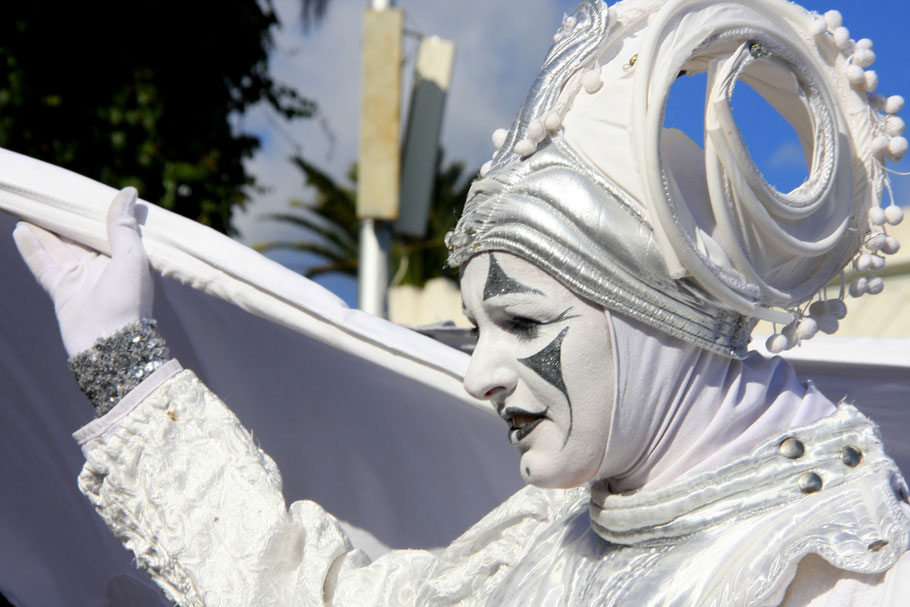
[539,307,580,325]
[483,254,544,301]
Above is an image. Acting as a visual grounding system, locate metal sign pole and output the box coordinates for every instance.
[356,0,401,317]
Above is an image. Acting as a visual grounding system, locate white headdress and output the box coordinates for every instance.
[447,0,904,357]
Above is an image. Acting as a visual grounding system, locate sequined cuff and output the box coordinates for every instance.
[68,318,172,418]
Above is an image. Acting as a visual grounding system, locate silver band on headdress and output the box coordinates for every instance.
[447,0,904,357]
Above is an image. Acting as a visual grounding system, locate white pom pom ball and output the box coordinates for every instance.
[888,136,909,161]
[828,299,847,320]
[853,48,876,68]
[527,119,546,143]
[886,116,906,137]
[824,10,843,30]
[849,277,868,297]
[854,253,873,271]
[866,276,884,294]
[870,254,886,271]
[782,321,799,343]
[492,128,508,150]
[845,64,865,85]
[856,38,874,51]
[809,300,828,317]
[884,205,904,225]
[582,69,603,94]
[479,160,493,178]
[827,299,848,320]
[797,317,819,340]
[885,95,905,114]
[766,333,790,354]
[817,315,839,334]
[544,112,562,131]
[809,18,827,37]
[868,207,886,226]
[872,135,891,158]
[833,27,851,50]
[864,70,879,93]
[866,232,887,251]
[883,236,901,255]
[514,139,537,157]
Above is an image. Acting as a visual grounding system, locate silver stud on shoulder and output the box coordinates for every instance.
[841,445,863,467]
[797,471,823,494]
[868,539,889,552]
[779,437,805,459]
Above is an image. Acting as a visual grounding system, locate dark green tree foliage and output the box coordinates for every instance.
[258,153,474,287]
[0,1,315,234]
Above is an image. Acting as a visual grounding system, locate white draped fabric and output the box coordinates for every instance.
[0,148,907,606]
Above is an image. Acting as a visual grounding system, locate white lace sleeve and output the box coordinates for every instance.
[77,368,435,606]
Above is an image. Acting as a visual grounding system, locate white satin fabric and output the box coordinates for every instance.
[602,313,837,492]
[78,368,910,606]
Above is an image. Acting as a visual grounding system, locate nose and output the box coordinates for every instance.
[463,338,517,406]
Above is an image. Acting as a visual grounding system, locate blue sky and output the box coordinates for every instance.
[234,0,910,306]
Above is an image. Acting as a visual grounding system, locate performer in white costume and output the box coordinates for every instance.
[11,0,910,604]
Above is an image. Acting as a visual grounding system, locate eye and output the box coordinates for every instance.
[502,315,541,341]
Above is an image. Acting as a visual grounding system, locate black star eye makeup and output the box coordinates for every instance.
[519,327,572,442]
[483,254,543,301]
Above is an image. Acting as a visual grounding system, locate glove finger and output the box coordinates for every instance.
[13,222,64,293]
[106,187,143,262]
[17,221,86,267]
[55,234,101,261]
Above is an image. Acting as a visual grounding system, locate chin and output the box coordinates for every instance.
[519,450,597,489]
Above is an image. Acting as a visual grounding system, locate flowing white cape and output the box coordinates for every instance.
[0,148,907,606]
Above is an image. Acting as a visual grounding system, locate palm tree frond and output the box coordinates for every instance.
[262,212,357,252]
[304,258,359,279]
[264,151,477,286]
[254,240,348,263]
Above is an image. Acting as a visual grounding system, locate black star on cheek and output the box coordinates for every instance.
[518,327,572,442]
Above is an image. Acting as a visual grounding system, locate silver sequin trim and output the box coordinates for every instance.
[68,318,172,417]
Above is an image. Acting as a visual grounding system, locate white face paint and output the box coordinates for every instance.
[461,252,615,488]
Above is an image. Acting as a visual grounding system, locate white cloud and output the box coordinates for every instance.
[767,141,805,171]
[404,0,565,170]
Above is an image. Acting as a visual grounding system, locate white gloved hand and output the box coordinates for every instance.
[13,187,154,357]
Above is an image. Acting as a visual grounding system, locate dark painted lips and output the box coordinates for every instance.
[505,411,547,444]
